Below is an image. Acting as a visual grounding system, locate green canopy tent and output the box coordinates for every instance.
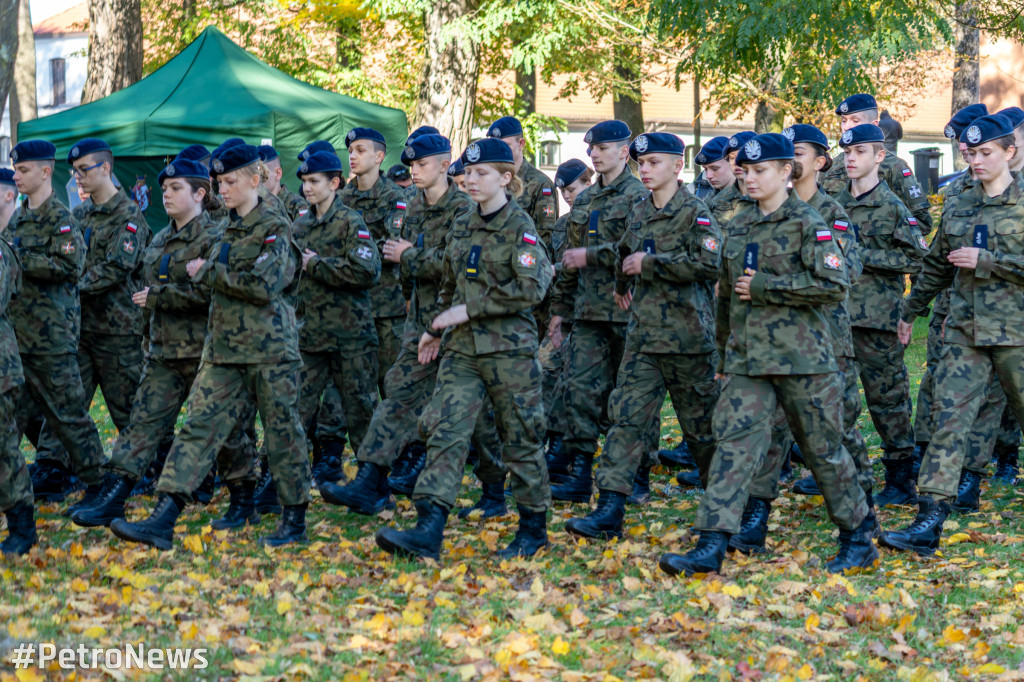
[18,25,408,228]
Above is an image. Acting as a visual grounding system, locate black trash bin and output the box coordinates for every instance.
[911,147,942,195]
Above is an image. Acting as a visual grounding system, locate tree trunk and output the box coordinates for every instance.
[412,0,481,153]
[754,100,775,133]
[612,42,644,136]
[515,64,536,116]
[83,0,143,103]
[951,0,979,171]
[10,0,35,143]
[0,0,18,127]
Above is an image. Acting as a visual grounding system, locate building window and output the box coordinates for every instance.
[50,58,66,106]
[540,140,560,168]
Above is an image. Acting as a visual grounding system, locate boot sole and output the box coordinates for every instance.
[950,502,980,514]
[659,555,715,578]
[826,547,880,574]
[626,493,651,506]
[109,521,173,551]
[375,529,440,561]
[877,533,936,557]
[727,542,767,555]
[875,495,918,508]
[494,540,549,560]
[210,513,261,531]
[457,506,508,520]
[320,488,384,516]
[565,523,622,540]
[259,533,308,547]
[71,512,123,528]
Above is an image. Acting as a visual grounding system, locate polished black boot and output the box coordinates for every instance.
[260,503,308,546]
[727,497,771,554]
[626,465,652,505]
[826,515,880,573]
[71,474,136,528]
[192,466,217,505]
[657,440,696,469]
[878,496,951,557]
[675,468,701,488]
[659,531,730,577]
[994,447,1020,485]
[545,434,572,483]
[496,508,549,559]
[312,437,346,485]
[458,480,507,519]
[551,452,594,502]
[911,442,927,480]
[874,457,918,507]
[211,481,259,530]
[320,461,391,515]
[376,499,448,561]
[389,443,427,497]
[30,460,70,502]
[950,469,981,513]
[253,468,281,515]
[792,475,822,496]
[65,482,105,518]
[109,494,186,551]
[1,502,38,556]
[564,490,625,540]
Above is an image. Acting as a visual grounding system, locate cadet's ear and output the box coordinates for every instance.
[673,157,684,174]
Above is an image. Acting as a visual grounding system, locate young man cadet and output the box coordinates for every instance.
[258,145,309,221]
[547,120,649,502]
[837,124,928,506]
[7,140,106,508]
[486,116,559,248]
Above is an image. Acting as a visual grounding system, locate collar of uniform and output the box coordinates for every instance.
[713,181,742,204]
[595,164,633,196]
[752,189,804,224]
[165,213,206,243]
[469,195,518,231]
[21,192,57,218]
[310,193,343,224]
[228,197,268,230]
[970,171,1024,206]
[649,181,691,217]
[423,178,459,214]
[90,187,130,215]
[841,178,891,208]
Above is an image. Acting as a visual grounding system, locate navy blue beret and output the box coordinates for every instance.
[257,145,279,162]
[212,138,245,160]
[401,134,451,166]
[0,169,15,187]
[840,124,885,147]
[211,144,260,176]
[727,131,757,153]
[961,114,1014,147]
[67,138,111,164]
[486,116,523,139]
[346,127,387,148]
[629,132,684,161]
[584,120,631,145]
[297,151,344,178]
[694,136,730,165]
[555,159,589,188]
[835,94,877,116]
[298,140,336,161]
[946,104,989,139]
[997,107,1024,130]
[10,140,56,163]
[782,124,829,149]
[158,158,210,186]
[461,138,514,166]
[406,126,440,146]
[447,158,465,177]
[386,164,410,182]
[177,144,211,162]
[736,133,794,164]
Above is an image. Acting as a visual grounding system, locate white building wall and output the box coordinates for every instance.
[35,32,88,116]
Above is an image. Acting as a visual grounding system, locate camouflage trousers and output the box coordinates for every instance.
[595,350,718,494]
[157,361,310,506]
[375,316,404,398]
[414,350,550,513]
[918,344,1024,501]
[539,325,571,435]
[0,387,31,511]
[851,327,915,460]
[913,310,946,442]
[561,321,627,456]
[14,353,105,485]
[107,356,254,483]
[314,384,349,450]
[695,373,869,534]
[298,347,379,454]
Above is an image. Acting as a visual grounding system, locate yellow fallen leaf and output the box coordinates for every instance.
[276,599,292,615]
[976,663,1005,674]
[82,625,106,638]
[622,576,642,592]
[523,612,555,631]
[722,584,743,598]
[233,659,261,675]
[182,534,204,554]
[942,625,967,644]
[552,636,570,655]
[16,666,45,682]
[457,664,477,681]
[402,608,425,626]
[946,532,971,544]
[70,577,88,592]
[795,663,814,680]
[804,613,820,633]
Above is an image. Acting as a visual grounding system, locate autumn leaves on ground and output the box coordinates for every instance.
[3,322,1024,681]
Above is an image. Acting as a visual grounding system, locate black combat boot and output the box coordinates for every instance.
[675,468,701,488]
[626,465,652,505]
[551,452,594,502]
[260,503,308,547]
[376,499,448,561]
[878,496,951,557]
[109,494,186,551]
[71,474,136,528]
[545,434,572,484]
[312,437,346,485]
[826,515,880,573]
[192,466,217,505]
[727,497,771,554]
[64,482,105,518]
[659,531,730,577]
[778,450,794,484]
[253,468,281,515]
[389,443,427,497]
[911,442,927,480]
[1,502,38,556]
[211,481,259,530]
[792,475,822,496]
[564,490,625,540]
[994,446,1020,485]
[874,457,918,507]
[458,481,507,519]
[30,460,71,502]
[657,440,696,469]
[495,508,549,559]
[320,461,391,515]
[789,442,806,467]
[950,469,981,513]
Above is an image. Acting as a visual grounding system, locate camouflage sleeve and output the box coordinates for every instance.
[893,163,933,235]
[714,258,732,374]
[20,223,85,283]
[748,219,849,306]
[464,234,553,320]
[859,212,926,275]
[534,181,558,249]
[308,216,381,289]
[975,242,1024,285]
[613,228,634,297]
[79,221,144,293]
[401,206,470,281]
[549,217,582,318]
[641,209,721,285]
[902,222,956,322]
[821,206,863,285]
[212,233,292,305]
[435,235,459,322]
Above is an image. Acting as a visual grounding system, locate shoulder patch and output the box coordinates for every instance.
[908,217,918,227]
[523,232,538,245]
[696,215,711,227]
[824,253,843,270]
[702,236,720,253]
[518,252,536,268]
[918,236,929,250]
[816,229,833,242]
[357,229,372,239]
[298,209,309,217]
[542,187,552,196]
[396,201,407,210]
[833,220,849,231]
[902,168,912,177]
[58,225,71,234]
[264,235,277,244]
[126,222,138,233]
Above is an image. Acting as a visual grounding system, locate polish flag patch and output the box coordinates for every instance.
[522,233,538,245]
[126,223,138,233]
[396,201,407,210]
[902,168,912,177]
[908,217,918,226]
[58,225,71,234]
[696,216,712,226]
[816,229,833,241]
[833,220,849,231]
[264,235,277,244]
[298,209,309,217]
[542,188,552,196]
[357,229,372,239]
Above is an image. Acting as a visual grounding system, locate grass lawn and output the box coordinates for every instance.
[3,314,1024,681]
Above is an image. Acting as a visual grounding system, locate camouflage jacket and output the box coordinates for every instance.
[77,188,151,336]
[613,183,721,355]
[141,213,223,360]
[930,172,976,318]
[717,191,849,376]
[276,183,309,222]
[550,213,570,279]
[0,238,24,393]
[837,180,927,332]
[823,150,933,234]
[438,197,552,356]
[193,199,300,364]
[807,189,861,358]
[340,174,408,319]
[709,181,754,228]
[517,160,559,251]
[398,180,473,346]
[8,193,86,355]
[903,173,1024,347]
[293,196,381,352]
[550,165,647,323]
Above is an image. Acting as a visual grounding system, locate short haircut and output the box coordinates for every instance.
[863,108,879,121]
[371,140,386,155]
[86,150,114,169]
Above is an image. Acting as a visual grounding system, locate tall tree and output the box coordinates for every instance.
[83,0,143,102]
[950,0,979,170]
[0,0,18,126]
[612,40,644,135]
[10,0,36,142]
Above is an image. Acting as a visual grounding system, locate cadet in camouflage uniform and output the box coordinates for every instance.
[547,120,648,502]
[259,145,309,221]
[7,141,106,502]
[882,114,1024,556]
[110,145,310,551]
[660,134,876,578]
[564,133,720,540]
[375,138,553,561]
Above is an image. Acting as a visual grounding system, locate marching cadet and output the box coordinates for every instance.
[109,144,311,550]
[547,120,648,502]
[258,145,309,221]
[659,133,876,577]
[711,131,757,225]
[448,159,467,192]
[564,132,720,540]
[387,164,414,189]
[8,140,114,510]
[486,117,559,248]
[882,114,1024,555]
[822,94,932,234]
[375,138,553,560]
[836,124,927,507]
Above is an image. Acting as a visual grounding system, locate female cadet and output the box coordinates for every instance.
[882,114,1024,556]
[109,144,311,550]
[659,134,877,577]
[375,138,553,561]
